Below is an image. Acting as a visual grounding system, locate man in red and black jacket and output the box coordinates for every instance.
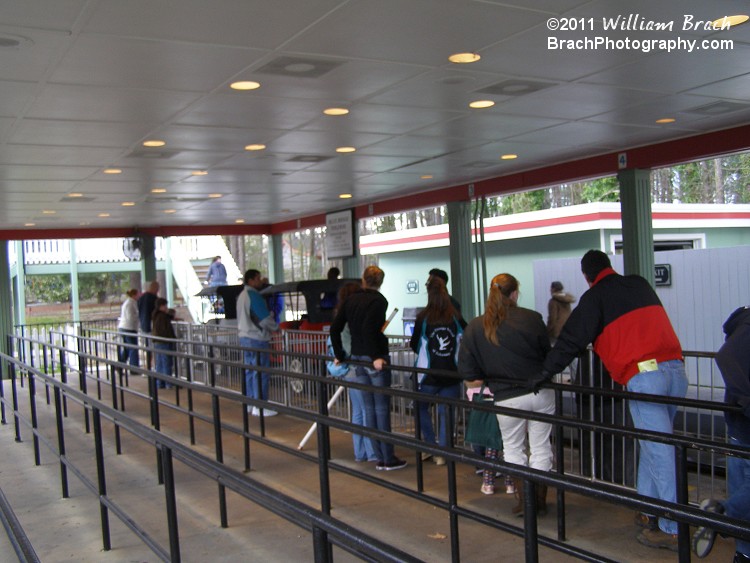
[544,250,687,552]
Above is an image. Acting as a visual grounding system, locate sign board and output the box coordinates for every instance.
[325,209,355,259]
[406,279,420,294]
[654,264,671,286]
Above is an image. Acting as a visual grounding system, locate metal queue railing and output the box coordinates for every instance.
[2,327,750,562]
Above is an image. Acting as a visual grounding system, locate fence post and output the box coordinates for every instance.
[160,446,181,563]
[446,398,460,563]
[675,445,690,560]
[315,375,333,562]
[28,372,40,466]
[92,406,111,551]
[76,336,91,433]
[58,347,68,417]
[10,360,21,443]
[108,364,122,455]
[554,386,567,542]
[211,393,228,528]
[53,385,69,499]
[523,478,539,563]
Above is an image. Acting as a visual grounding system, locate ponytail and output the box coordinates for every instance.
[482,273,519,345]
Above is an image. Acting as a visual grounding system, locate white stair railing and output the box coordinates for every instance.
[169,239,207,323]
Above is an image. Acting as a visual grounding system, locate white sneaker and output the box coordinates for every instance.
[261,409,277,417]
[250,407,261,416]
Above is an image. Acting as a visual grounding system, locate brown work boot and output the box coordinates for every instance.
[511,478,524,516]
[637,528,678,552]
[536,484,548,517]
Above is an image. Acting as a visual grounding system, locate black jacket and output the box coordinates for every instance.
[458,306,550,399]
[330,289,389,362]
[716,306,750,443]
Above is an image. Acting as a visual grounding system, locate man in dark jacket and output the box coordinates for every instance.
[330,265,406,471]
[692,306,750,562]
[544,250,687,551]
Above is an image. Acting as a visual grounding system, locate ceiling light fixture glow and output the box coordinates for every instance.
[121,201,136,206]
[208,193,223,198]
[98,213,110,218]
[449,52,481,64]
[143,139,166,147]
[336,146,356,153]
[151,188,167,193]
[235,219,245,224]
[191,170,208,176]
[103,168,122,174]
[421,175,433,179]
[324,107,349,116]
[42,210,56,214]
[501,154,518,160]
[655,117,676,124]
[469,100,495,109]
[245,144,266,151]
[67,193,83,198]
[24,222,35,227]
[339,193,353,199]
[230,80,261,90]
[164,209,176,214]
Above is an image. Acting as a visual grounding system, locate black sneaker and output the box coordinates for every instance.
[693,499,724,558]
[377,458,407,471]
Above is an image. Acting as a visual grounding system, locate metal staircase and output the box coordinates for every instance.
[169,236,242,323]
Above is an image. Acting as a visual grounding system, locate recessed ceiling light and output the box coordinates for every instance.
[191,170,208,176]
[151,187,167,193]
[324,107,349,116]
[230,80,261,90]
[336,146,356,153]
[712,15,749,28]
[469,100,495,109]
[208,193,223,198]
[245,144,266,151]
[0,34,33,50]
[655,117,676,124]
[164,209,176,214]
[103,168,122,174]
[42,210,56,214]
[421,175,434,179]
[501,154,518,160]
[235,219,245,224]
[24,222,35,227]
[143,139,166,147]
[121,201,136,206]
[339,193,353,199]
[449,52,481,64]
[67,193,83,198]
[98,213,110,218]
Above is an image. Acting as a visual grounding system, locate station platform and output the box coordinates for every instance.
[0,376,736,562]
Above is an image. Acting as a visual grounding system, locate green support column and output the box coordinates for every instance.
[140,234,157,286]
[69,240,81,322]
[618,168,655,285]
[0,242,15,366]
[164,238,175,306]
[14,241,27,326]
[342,228,360,279]
[269,234,284,284]
[447,201,476,320]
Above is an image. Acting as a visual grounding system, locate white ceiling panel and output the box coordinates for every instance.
[0,0,749,229]
[50,35,269,92]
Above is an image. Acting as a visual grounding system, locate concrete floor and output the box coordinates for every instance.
[0,376,738,563]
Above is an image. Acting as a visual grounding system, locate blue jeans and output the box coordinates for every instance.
[154,342,174,388]
[626,359,688,535]
[240,337,270,400]
[726,436,750,555]
[350,355,396,464]
[417,382,462,447]
[345,370,378,462]
[118,329,139,367]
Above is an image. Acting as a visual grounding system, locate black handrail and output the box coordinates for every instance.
[4,330,750,563]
